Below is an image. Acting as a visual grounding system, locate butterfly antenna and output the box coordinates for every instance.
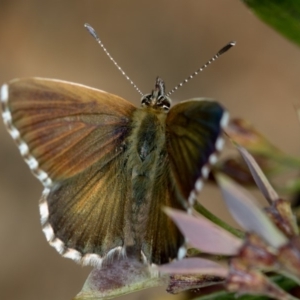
[84,23,144,96]
[167,41,236,97]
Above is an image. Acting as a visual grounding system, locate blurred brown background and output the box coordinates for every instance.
[1,1,300,300]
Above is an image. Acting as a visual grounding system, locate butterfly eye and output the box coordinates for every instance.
[141,94,152,107]
[157,95,171,111]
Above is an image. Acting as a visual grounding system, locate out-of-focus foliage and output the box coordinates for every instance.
[243,0,300,47]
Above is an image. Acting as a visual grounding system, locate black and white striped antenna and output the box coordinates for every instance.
[85,23,144,96]
[166,41,236,97]
[85,23,235,98]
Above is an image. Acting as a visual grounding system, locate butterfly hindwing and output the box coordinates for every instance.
[166,99,227,201]
[45,150,132,261]
[141,159,185,264]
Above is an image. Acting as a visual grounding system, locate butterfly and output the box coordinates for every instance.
[1,76,228,266]
[1,24,234,265]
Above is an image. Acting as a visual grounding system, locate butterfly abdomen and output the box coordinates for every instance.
[125,108,173,254]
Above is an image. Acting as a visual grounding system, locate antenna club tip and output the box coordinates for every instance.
[217,41,236,56]
[84,23,98,39]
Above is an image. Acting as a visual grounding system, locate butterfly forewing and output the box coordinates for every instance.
[5,78,136,180]
[166,99,227,200]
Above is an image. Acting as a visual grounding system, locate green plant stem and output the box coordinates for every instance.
[194,202,244,239]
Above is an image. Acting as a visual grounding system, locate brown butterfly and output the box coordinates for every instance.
[1,27,234,266]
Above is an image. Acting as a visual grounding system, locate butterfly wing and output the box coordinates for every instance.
[45,149,132,263]
[141,157,185,265]
[2,78,136,181]
[1,78,136,265]
[166,99,228,202]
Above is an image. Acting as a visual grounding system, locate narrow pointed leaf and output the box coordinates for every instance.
[165,208,242,255]
[216,174,287,249]
[159,258,228,277]
[167,273,225,294]
[237,146,279,204]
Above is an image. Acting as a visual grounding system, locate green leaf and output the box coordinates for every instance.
[243,0,300,47]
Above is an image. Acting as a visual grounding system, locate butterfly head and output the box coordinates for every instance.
[141,77,171,112]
